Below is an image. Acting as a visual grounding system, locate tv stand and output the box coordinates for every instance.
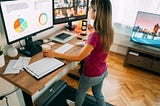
[124,41,160,73]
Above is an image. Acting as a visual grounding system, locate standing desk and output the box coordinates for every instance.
[0,29,86,106]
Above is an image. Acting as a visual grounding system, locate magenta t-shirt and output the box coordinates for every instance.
[83,31,108,77]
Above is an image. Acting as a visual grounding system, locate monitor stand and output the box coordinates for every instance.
[65,21,75,31]
[18,36,42,57]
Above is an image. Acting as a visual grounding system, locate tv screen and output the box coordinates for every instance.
[131,11,160,48]
[53,0,89,30]
[0,0,53,44]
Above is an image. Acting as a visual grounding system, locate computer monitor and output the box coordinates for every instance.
[0,0,53,56]
[53,0,89,30]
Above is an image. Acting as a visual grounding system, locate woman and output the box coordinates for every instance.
[43,0,114,106]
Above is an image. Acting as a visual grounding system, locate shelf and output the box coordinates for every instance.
[124,41,160,73]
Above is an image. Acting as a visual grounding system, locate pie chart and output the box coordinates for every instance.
[39,13,48,25]
[14,18,28,33]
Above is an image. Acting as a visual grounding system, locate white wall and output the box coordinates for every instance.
[110,23,132,55]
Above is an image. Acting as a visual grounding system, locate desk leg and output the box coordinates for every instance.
[22,91,33,106]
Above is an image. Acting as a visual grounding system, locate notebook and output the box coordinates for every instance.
[24,58,65,79]
[3,60,19,74]
[13,56,31,70]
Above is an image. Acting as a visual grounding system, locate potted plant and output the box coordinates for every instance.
[0,46,5,68]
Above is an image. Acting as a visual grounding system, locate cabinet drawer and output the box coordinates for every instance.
[152,58,160,72]
[127,54,152,68]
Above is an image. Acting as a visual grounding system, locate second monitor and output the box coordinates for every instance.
[53,0,89,30]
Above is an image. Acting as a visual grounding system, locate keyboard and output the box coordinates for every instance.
[24,58,64,79]
[55,43,74,54]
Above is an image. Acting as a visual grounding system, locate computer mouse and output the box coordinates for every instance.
[76,42,85,46]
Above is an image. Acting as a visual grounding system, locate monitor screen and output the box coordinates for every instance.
[0,0,53,44]
[53,0,89,30]
[131,11,160,48]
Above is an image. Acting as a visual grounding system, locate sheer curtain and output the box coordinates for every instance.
[111,0,160,27]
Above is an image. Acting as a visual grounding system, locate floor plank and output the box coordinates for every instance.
[61,52,160,106]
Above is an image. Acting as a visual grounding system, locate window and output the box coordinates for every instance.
[111,0,160,26]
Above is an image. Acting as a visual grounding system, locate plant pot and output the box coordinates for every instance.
[0,53,5,68]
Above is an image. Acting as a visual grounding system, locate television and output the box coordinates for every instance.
[0,0,53,56]
[131,11,160,48]
[53,0,89,30]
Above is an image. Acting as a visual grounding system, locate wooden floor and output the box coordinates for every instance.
[61,52,160,106]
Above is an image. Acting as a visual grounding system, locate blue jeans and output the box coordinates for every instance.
[75,70,108,106]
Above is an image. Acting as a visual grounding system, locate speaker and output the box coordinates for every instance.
[81,20,87,36]
[81,20,87,31]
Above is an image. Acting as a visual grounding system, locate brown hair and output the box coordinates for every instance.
[91,0,114,52]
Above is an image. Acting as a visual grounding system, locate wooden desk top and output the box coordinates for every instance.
[0,36,83,95]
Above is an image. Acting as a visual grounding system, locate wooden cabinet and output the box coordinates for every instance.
[152,57,160,72]
[124,41,160,73]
